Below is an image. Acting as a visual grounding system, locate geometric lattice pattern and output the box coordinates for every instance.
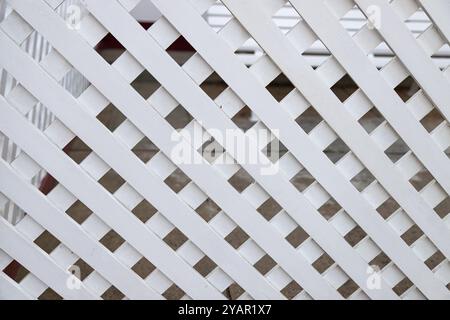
[1,0,450,300]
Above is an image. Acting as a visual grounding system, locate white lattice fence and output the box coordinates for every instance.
[0,0,450,300]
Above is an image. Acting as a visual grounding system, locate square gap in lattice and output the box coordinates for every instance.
[132,136,159,164]
[231,106,255,132]
[165,34,196,67]
[96,103,127,132]
[295,106,322,134]
[330,74,358,103]
[95,32,126,65]
[420,108,445,133]
[266,74,295,102]
[64,136,93,165]
[358,107,384,134]
[165,105,193,130]
[262,139,287,164]
[271,2,302,35]
[199,138,225,164]
[303,39,331,69]
[394,76,420,103]
[337,5,368,37]
[200,71,227,101]
[131,69,161,100]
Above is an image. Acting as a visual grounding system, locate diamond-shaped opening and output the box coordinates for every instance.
[165,105,193,130]
[225,226,249,249]
[131,1,161,26]
[38,176,59,196]
[200,71,227,100]
[98,168,126,194]
[344,226,367,247]
[64,136,92,164]
[228,168,255,193]
[163,228,188,251]
[164,168,191,193]
[431,43,450,70]
[272,3,301,34]
[376,197,400,220]
[369,41,395,69]
[281,280,303,300]
[318,198,342,220]
[331,74,358,103]
[99,229,125,253]
[409,168,433,192]
[132,199,157,223]
[253,254,276,276]
[163,283,185,300]
[257,197,282,221]
[66,200,93,224]
[231,106,255,132]
[166,34,195,67]
[95,31,126,64]
[101,285,125,300]
[407,7,432,38]
[33,230,60,254]
[132,136,158,164]
[420,108,445,133]
[295,106,322,133]
[130,69,160,100]
[195,198,221,222]
[205,1,233,33]
[223,283,245,300]
[266,74,295,102]
[338,279,359,299]
[401,224,424,246]
[97,103,127,132]
[61,69,90,98]
[350,168,375,192]
[312,252,334,274]
[385,137,409,163]
[194,256,217,277]
[290,167,315,193]
[394,76,420,102]
[285,226,309,248]
[337,4,368,36]
[358,107,384,134]
[235,36,264,67]
[324,138,350,164]
[132,257,156,280]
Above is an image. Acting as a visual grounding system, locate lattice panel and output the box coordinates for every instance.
[0,0,450,300]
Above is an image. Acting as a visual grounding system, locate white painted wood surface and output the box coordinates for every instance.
[0,0,449,300]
